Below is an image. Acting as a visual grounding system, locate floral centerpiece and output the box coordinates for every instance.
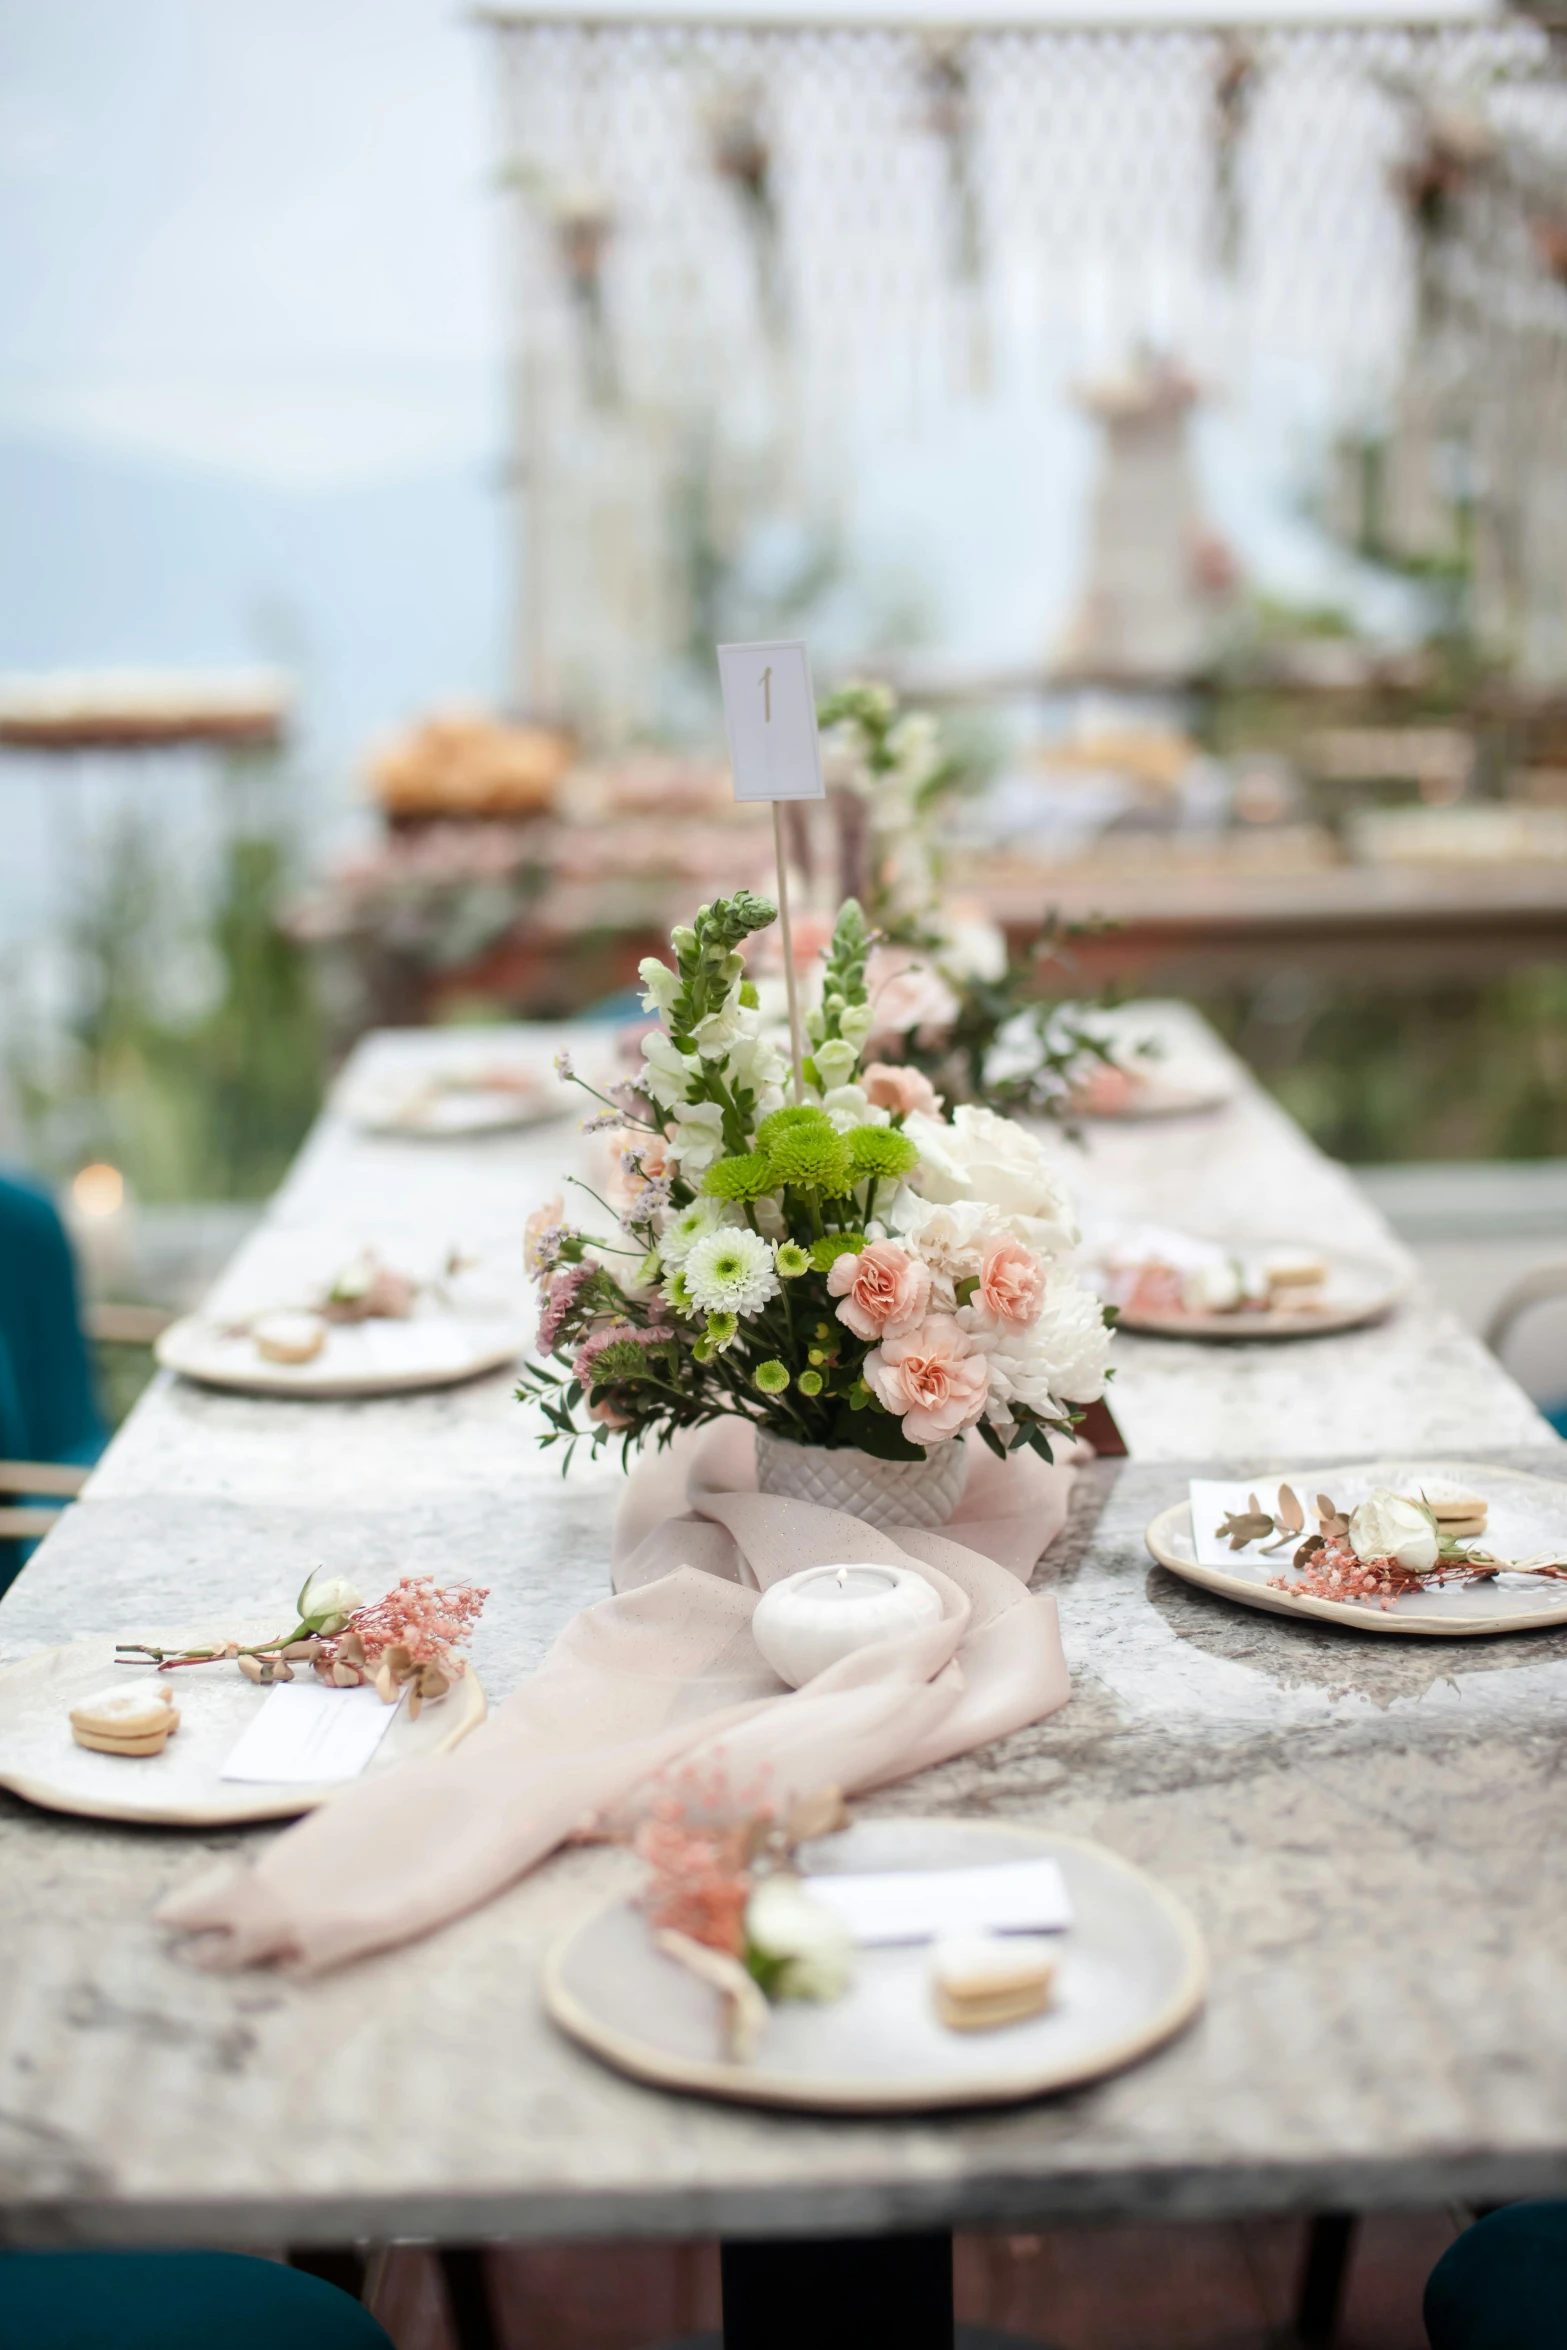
[520,889,1114,1527]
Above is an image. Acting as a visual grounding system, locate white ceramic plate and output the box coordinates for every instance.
[0,1637,486,1824]
[1146,1457,1567,1638]
[1075,1066,1236,1121]
[341,1068,565,1138]
[1108,1245,1406,1341]
[545,1817,1205,2114]
[157,1310,530,1398]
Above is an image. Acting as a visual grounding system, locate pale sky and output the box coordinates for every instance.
[0,0,506,487]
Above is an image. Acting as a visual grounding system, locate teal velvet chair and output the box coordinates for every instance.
[0,2249,392,2349]
[1426,2204,1567,2348]
[0,1169,106,1595]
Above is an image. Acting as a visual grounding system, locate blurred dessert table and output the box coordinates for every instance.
[0,1011,1563,2255]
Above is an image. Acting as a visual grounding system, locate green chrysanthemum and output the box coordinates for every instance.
[809,1233,864,1271]
[846,1126,920,1183]
[704,1311,739,1350]
[587,1339,657,1383]
[797,1367,824,1398]
[756,1104,836,1151]
[775,1241,810,1279]
[763,1122,854,1195]
[753,1359,790,1395]
[701,1153,778,1203]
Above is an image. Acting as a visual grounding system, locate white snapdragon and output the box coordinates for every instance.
[665,1101,727,1178]
[693,987,751,1061]
[820,1084,887,1132]
[640,1030,694,1110]
[637,956,680,1016]
[839,1000,874,1051]
[812,1037,859,1090]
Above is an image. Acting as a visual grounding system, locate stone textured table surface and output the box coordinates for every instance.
[0,1013,1562,2249]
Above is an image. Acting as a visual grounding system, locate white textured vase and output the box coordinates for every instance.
[753,1428,969,1531]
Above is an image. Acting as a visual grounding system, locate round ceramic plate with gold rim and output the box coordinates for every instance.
[1110,1244,1407,1341]
[0,1636,486,1825]
[1146,1457,1567,1638]
[156,1311,530,1399]
[544,1817,1205,2114]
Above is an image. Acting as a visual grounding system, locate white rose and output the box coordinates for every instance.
[905,1105,1079,1257]
[297,1572,363,1634]
[1347,1489,1439,1571]
[637,956,680,1015]
[972,1273,1113,1417]
[744,1874,855,2003]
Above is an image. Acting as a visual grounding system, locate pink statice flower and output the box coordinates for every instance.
[827,1240,932,1342]
[863,1315,989,1445]
[861,1061,943,1120]
[536,1263,590,1353]
[341,1576,488,1671]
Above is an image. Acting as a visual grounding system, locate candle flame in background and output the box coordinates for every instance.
[72,1163,124,1219]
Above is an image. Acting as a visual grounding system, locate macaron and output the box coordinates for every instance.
[69,1682,180,1758]
[931,1933,1057,2033]
[253,1310,327,1365]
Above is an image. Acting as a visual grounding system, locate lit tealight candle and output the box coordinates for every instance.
[751,1562,944,1688]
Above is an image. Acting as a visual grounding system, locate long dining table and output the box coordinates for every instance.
[1,1008,1563,2340]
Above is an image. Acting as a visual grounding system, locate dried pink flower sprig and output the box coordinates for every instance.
[116,1571,488,1717]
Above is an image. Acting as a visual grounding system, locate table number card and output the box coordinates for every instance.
[716,639,826,804]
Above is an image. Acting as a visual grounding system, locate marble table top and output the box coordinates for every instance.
[0,1012,1561,2247]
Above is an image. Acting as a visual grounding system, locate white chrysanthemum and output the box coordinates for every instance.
[904,1104,1079,1258]
[976,1274,1113,1423]
[683,1227,780,1316]
[658,1194,738,1267]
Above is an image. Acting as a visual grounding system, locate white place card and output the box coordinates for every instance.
[716,639,825,803]
[221,1679,402,1785]
[803,1857,1074,1946]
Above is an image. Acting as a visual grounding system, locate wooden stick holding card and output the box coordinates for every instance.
[716,638,826,1106]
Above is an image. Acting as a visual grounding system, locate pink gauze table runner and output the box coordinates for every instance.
[158,1423,1079,1974]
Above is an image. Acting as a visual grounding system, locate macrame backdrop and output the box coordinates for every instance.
[480,9,1567,729]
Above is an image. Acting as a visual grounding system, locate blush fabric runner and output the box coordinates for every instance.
[158,1424,1079,1975]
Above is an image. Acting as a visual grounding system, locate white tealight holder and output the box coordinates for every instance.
[750,1562,944,1688]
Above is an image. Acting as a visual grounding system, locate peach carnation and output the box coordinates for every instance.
[827,1240,932,1341]
[861,1062,943,1120]
[973,1234,1047,1329]
[863,1315,989,1445]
